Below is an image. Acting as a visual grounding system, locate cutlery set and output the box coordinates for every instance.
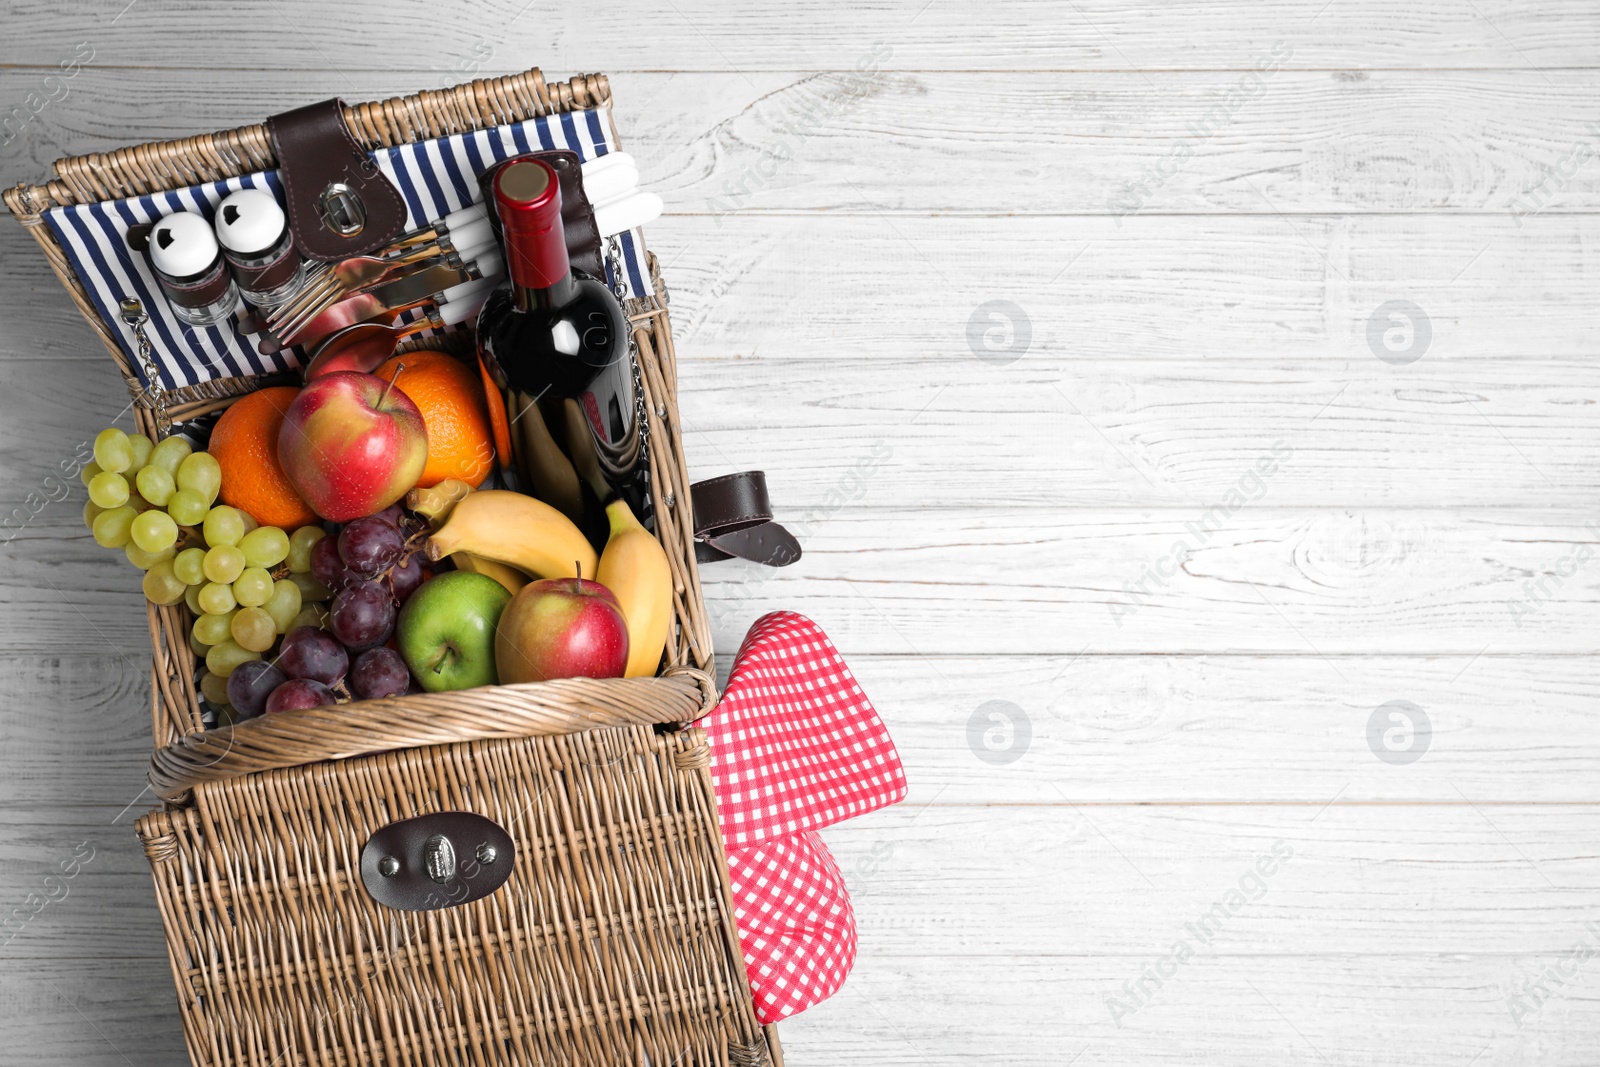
[131,152,662,375]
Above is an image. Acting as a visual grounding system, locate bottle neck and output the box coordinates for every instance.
[513,270,577,313]
[496,158,572,311]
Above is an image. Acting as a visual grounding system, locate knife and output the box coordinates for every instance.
[371,254,495,308]
[254,249,504,353]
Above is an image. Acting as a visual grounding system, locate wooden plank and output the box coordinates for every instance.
[6,213,1599,366]
[0,960,188,1067]
[0,658,153,808]
[700,507,1600,655]
[674,356,1600,508]
[13,650,1600,808]
[8,69,1600,216]
[652,212,1600,363]
[781,953,1600,1065]
[828,804,1600,956]
[8,803,1600,958]
[829,653,1600,804]
[13,952,1600,1067]
[3,506,1597,655]
[1,1,1597,72]
[10,342,1600,509]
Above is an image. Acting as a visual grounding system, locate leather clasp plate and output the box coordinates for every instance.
[360,811,515,912]
[266,98,406,261]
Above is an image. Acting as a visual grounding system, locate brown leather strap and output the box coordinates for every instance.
[477,150,604,280]
[691,471,800,567]
[266,99,408,262]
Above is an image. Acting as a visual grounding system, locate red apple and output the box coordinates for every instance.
[495,577,629,683]
[277,370,428,522]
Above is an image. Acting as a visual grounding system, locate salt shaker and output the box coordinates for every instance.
[214,188,305,310]
[148,210,239,326]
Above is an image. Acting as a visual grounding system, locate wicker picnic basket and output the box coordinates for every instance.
[6,69,782,1066]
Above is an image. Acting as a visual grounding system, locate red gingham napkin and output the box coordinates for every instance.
[694,611,907,1023]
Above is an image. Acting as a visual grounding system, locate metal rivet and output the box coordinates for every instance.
[378,856,400,877]
[476,843,498,865]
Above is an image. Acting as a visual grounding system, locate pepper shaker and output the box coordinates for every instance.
[214,188,305,310]
[148,210,240,326]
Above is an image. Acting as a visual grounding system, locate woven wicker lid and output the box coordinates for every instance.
[149,667,717,800]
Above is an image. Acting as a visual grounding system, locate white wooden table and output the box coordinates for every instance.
[3,2,1599,1062]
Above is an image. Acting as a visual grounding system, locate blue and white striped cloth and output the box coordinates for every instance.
[45,107,652,391]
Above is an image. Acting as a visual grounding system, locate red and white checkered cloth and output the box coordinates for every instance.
[694,611,907,1023]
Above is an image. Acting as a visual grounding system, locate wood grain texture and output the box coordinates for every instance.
[10,953,1600,1066]
[676,357,1600,508]
[7,803,1600,958]
[831,653,1600,804]
[781,954,1600,1066]
[1,1,1598,71]
[6,215,1599,364]
[2,1,1597,1062]
[651,213,1600,363]
[701,508,1600,654]
[8,69,1600,215]
[14,651,1600,807]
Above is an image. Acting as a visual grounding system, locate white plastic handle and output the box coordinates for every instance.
[445,215,495,255]
[439,273,499,306]
[453,233,498,265]
[439,201,487,232]
[593,192,663,238]
[436,293,484,327]
[582,151,635,177]
[581,154,639,207]
[467,247,503,281]
[583,167,639,208]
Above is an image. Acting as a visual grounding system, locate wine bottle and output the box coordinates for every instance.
[479,158,627,400]
[477,158,630,548]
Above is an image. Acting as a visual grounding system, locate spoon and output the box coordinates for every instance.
[301,295,483,380]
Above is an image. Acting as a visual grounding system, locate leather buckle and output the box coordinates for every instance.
[265,99,407,261]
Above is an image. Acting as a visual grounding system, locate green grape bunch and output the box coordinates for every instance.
[79,426,335,712]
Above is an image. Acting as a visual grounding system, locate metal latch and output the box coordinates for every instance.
[317,182,367,237]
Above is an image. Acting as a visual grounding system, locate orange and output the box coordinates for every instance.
[208,385,319,529]
[375,350,494,489]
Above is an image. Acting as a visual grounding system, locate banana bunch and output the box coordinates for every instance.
[412,481,673,679]
[408,481,533,595]
[418,486,596,584]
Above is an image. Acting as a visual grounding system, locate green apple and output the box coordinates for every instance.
[396,570,512,692]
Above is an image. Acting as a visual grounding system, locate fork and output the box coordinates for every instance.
[267,211,494,338]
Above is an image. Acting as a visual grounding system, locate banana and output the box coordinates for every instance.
[451,551,530,596]
[407,479,477,526]
[597,498,673,678]
[405,480,529,592]
[424,489,597,581]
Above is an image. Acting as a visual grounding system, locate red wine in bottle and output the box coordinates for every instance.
[477,158,628,547]
[479,158,628,401]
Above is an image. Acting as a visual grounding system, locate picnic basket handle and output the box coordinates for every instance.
[148,667,717,801]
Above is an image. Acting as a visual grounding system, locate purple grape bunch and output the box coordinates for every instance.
[254,505,427,714]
